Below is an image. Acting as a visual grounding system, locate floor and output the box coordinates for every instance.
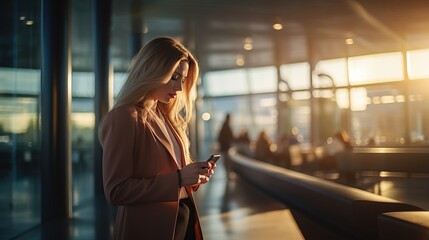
[6,162,429,240]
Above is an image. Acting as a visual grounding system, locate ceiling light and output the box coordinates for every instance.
[345,38,354,45]
[243,37,253,50]
[236,54,245,66]
[273,23,283,30]
[273,16,283,30]
[243,43,253,50]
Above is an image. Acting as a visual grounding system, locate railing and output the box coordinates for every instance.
[228,148,427,240]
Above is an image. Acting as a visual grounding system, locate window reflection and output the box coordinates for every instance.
[0,96,41,239]
[71,74,95,207]
[0,0,41,237]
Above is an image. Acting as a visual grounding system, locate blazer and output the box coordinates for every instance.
[99,104,203,240]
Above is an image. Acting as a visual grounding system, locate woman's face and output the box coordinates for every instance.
[150,60,189,104]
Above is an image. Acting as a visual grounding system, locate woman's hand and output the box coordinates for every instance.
[180,161,216,186]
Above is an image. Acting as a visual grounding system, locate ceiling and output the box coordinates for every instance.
[88,0,429,72]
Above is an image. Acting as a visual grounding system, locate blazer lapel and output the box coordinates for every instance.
[147,117,178,166]
[164,117,186,167]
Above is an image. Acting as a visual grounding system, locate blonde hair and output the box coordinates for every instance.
[114,37,199,163]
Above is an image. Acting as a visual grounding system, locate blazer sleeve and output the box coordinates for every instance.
[100,106,180,206]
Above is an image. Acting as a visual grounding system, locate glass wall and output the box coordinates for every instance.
[201,67,278,156]
[201,48,429,154]
[71,73,95,206]
[0,0,42,238]
[71,0,95,207]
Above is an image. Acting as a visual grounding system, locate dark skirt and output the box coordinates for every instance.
[174,198,196,240]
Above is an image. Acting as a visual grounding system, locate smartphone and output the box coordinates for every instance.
[206,154,221,163]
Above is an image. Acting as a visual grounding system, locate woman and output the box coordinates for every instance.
[99,37,216,240]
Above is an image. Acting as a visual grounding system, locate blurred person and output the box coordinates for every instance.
[324,130,353,155]
[235,129,252,157]
[217,113,234,152]
[217,113,234,173]
[276,128,300,167]
[321,129,353,169]
[255,130,274,162]
[99,37,216,240]
[367,137,376,146]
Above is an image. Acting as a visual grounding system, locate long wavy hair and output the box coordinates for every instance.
[114,37,199,163]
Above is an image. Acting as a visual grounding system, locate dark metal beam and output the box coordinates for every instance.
[41,0,72,225]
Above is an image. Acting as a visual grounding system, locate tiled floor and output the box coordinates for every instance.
[194,165,304,240]
[6,162,429,239]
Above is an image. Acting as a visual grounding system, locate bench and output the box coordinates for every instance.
[228,148,424,239]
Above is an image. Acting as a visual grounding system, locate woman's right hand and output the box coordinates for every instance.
[179,161,216,186]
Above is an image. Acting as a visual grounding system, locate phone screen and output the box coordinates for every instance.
[206,154,221,163]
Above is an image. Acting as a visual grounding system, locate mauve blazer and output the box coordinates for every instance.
[99,104,203,240]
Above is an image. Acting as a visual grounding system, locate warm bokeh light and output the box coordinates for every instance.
[273,23,283,30]
[243,37,253,50]
[345,38,354,45]
[243,43,253,50]
[236,54,245,66]
[291,127,299,135]
[201,112,211,121]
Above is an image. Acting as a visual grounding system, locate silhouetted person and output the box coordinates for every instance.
[235,129,252,157]
[217,113,234,174]
[322,130,354,179]
[255,130,274,163]
[277,128,300,167]
[367,137,376,146]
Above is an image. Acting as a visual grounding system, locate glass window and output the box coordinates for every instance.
[407,48,429,80]
[315,58,349,87]
[114,72,127,97]
[348,52,404,85]
[0,1,41,238]
[280,62,310,90]
[248,66,278,93]
[71,0,94,208]
[250,93,278,139]
[71,94,95,207]
[408,80,429,144]
[0,96,41,239]
[200,96,253,156]
[204,69,248,96]
[200,93,278,156]
[72,72,95,97]
[278,98,311,144]
[350,85,405,146]
[0,68,40,94]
